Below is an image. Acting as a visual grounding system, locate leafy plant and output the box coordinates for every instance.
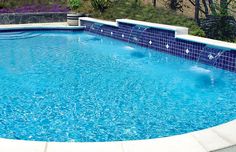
[68,0,81,11]
[91,0,110,13]
[201,15,236,42]
[0,3,6,9]
[163,0,184,12]
[0,2,13,9]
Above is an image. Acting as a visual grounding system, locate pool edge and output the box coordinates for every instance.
[0,119,235,152]
[0,23,235,152]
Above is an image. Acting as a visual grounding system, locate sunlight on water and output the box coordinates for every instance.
[124,46,135,51]
[190,65,211,74]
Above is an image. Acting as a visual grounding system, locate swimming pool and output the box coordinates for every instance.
[0,30,235,142]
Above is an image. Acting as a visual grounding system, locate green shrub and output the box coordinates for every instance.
[68,0,81,11]
[0,2,11,9]
[91,0,110,13]
[201,16,236,42]
[189,28,205,37]
[0,3,5,9]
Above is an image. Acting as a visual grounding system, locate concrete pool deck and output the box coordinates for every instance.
[0,23,235,152]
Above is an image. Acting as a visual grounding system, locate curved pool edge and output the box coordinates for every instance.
[0,23,235,152]
[0,119,235,152]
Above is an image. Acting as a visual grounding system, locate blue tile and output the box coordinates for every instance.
[80,20,236,72]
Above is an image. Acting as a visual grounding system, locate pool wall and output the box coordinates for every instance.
[80,17,236,73]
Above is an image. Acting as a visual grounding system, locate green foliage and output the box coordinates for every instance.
[0,3,6,9]
[207,0,236,16]
[0,1,16,8]
[201,16,236,42]
[163,0,184,12]
[91,0,110,13]
[68,0,81,11]
[130,0,142,8]
[77,0,93,13]
[90,0,205,37]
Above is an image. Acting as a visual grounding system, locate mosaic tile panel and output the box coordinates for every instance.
[81,20,236,72]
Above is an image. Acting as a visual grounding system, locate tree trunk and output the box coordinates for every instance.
[195,0,200,25]
[202,0,209,17]
[170,0,178,11]
[153,0,157,7]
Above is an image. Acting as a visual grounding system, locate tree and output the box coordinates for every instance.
[202,0,209,16]
[220,0,226,15]
[189,0,235,17]
[164,0,184,12]
[208,0,217,15]
[153,0,157,7]
[200,0,236,42]
[194,0,200,24]
[170,0,178,10]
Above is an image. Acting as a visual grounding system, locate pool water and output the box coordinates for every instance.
[0,31,235,142]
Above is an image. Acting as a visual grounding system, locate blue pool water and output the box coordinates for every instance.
[0,31,235,142]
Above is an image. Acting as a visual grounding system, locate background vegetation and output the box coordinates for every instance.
[0,0,235,42]
[79,0,236,42]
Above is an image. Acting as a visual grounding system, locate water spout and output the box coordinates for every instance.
[128,25,149,44]
[195,48,229,70]
[88,23,103,33]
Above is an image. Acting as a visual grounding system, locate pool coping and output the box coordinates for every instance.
[0,120,235,152]
[0,23,236,152]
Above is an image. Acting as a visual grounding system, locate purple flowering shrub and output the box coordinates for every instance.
[0,4,69,13]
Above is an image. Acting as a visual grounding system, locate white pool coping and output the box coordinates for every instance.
[80,17,118,27]
[116,19,189,35]
[176,35,236,50]
[79,17,189,35]
[0,119,235,152]
[0,22,236,152]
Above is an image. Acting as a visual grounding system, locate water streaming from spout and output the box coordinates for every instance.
[195,48,228,68]
[191,48,229,80]
[128,25,149,44]
[88,23,103,33]
[212,51,225,67]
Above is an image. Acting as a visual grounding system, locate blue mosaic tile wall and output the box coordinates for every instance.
[81,20,236,73]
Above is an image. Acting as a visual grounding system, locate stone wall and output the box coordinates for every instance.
[0,12,67,24]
